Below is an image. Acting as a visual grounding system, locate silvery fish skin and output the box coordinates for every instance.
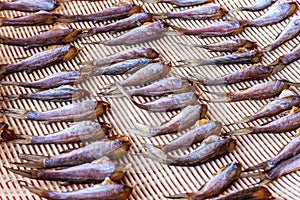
[0,11,59,26]
[57,2,142,23]
[263,16,300,51]
[177,20,245,37]
[0,0,58,12]
[272,44,300,67]
[214,186,273,200]
[15,136,131,168]
[0,71,89,90]
[156,0,213,7]
[168,162,242,199]
[144,138,236,166]
[3,86,90,102]
[195,65,272,86]
[7,157,126,183]
[0,45,79,80]
[160,120,223,153]
[22,181,133,200]
[128,104,207,137]
[242,2,297,27]
[237,0,277,11]
[2,100,111,123]
[88,13,153,35]
[103,21,170,46]
[155,4,227,20]
[244,134,300,172]
[12,121,111,145]
[0,28,82,48]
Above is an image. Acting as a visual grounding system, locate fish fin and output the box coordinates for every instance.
[98,84,117,95]
[2,108,29,120]
[92,156,110,164]
[166,193,190,199]
[243,162,269,172]
[21,184,48,198]
[142,143,168,164]
[198,135,220,148]
[259,177,272,186]
[226,128,250,136]
[5,167,38,179]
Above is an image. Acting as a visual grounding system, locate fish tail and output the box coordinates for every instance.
[228,116,250,125]
[79,62,94,73]
[270,63,285,75]
[282,80,300,87]
[176,59,200,68]
[152,13,167,20]
[22,184,48,198]
[199,96,229,103]
[141,0,158,4]
[166,193,190,199]
[240,171,264,178]
[243,162,268,172]
[126,122,151,137]
[5,166,38,179]
[142,143,167,164]
[98,84,117,95]
[13,154,45,168]
[114,79,132,100]
[11,134,32,144]
[226,128,251,136]
[0,81,18,86]
[2,108,29,119]
[1,94,20,101]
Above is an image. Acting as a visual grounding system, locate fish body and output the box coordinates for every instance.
[242,2,297,27]
[215,186,273,200]
[156,4,227,20]
[57,2,142,23]
[17,136,131,168]
[178,20,244,37]
[3,100,111,123]
[0,28,82,48]
[89,13,153,35]
[129,104,207,137]
[8,157,125,183]
[237,0,277,11]
[274,44,300,66]
[197,65,272,86]
[13,121,111,144]
[103,21,170,46]
[160,120,223,153]
[264,16,300,51]
[158,0,212,7]
[0,0,58,12]
[0,71,89,89]
[0,11,58,26]
[0,45,79,80]
[168,162,242,199]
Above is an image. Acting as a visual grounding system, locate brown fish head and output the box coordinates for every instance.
[0,122,16,141]
[109,136,132,159]
[116,185,133,200]
[95,100,111,117]
[63,44,80,61]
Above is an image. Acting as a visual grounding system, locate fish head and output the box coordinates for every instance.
[116,185,134,200]
[63,44,80,61]
[96,101,111,116]
[109,136,132,159]
[0,122,16,141]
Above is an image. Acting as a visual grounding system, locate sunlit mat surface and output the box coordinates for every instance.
[0,0,299,199]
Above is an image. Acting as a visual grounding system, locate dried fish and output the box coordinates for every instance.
[128,104,207,137]
[174,20,245,37]
[87,13,153,35]
[227,107,300,136]
[21,178,133,200]
[236,89,300,123]
[0,71,89,90]
[117,80,199,112]
[182,38,257,52]
[0,24,83,48]
[263,16,300,51]
[241,2,297,27]
[7,157,126,183]
[193,65,273,86]
[0,45,79,80]
[81,47,159,68]
[89,58,153,76]
[101,21,174,46]
[153,4,227,20]
[215,186,274,200]
[236,0,277,11]
[144,138,235,166]
[271,44,300,70]
[1,100,111,123]
[0,11,59,27]
[99,61,171,94]
[11,121,111,145]
[0,0,58,12]
[0,122,17,142]
[203,80,298,103]
[157,120,223,153]
[244,134,300,172]
[167,162,242,199]
[56,2,142,23]
[1,86,90,102]
[244,154,300,185]
[144,0,213,7]
[178,49,262,67]
[14,136,131,168]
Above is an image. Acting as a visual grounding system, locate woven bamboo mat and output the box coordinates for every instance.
[0,0,299,199]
